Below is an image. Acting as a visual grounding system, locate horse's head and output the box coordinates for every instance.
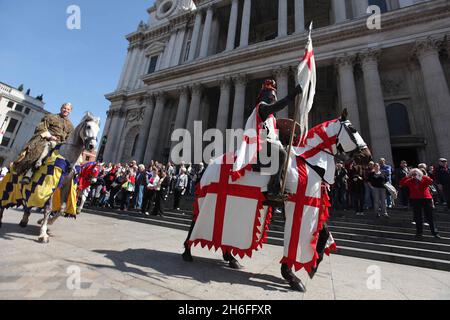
[79,112,100,152]
[335,109,372,165]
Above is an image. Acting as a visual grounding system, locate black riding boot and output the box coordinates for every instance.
[266,145,287,202]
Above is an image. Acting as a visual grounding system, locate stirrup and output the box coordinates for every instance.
[21,176,32,185]
[265,192,289,203]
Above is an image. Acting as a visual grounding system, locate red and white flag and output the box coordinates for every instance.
[296,23,317,143]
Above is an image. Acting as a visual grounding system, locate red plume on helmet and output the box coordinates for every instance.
[257,79,277,104]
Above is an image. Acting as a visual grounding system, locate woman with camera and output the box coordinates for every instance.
[400,168,441,240]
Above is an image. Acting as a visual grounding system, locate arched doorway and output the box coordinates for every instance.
[121,125,141,163]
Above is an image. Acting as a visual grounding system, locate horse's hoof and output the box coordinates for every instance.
[228,260,243,270]
[38,236,49,244]
[19,221,28,228]
[182,250,194,262]
[308,267,318,280]
[289,280,306,293]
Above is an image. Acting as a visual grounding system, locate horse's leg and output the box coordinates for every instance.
[281,264,306,292]
[77,193,86,215]
[308,224,330,279]
[0,208,4,228]
[223,252,242,270]
[182,220,196,262]
[38,205,51,243]
[19,207,31,228]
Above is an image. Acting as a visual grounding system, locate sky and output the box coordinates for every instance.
[0,0,154,134]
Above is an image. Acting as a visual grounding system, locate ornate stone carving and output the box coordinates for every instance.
[232,74,247,86]
[218,77,231,90]
[413,37,441,59]
[127,108,145,123]
[154,91,166,104]
[273,66,290,79]
[335,54,357,68]
[190,83,203,96]
[381,76,407,96]
[359,49,381,65]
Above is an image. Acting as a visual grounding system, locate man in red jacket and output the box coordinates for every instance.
[400,169,441,240]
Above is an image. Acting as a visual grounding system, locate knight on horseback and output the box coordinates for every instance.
[14,103,74,184]
[251,80,303,202]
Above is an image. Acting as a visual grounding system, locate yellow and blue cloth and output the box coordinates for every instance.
[0,146,78,217]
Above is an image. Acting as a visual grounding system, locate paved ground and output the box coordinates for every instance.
[0,208,449,300]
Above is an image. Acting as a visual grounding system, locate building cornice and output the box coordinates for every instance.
[106,0,450,100]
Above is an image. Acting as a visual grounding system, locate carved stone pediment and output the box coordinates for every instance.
[144,41,166,57]
[381,73,408,96]
[127,108,145,123]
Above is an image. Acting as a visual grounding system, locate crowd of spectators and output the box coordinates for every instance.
[81,160,205,216]
[331,158,450,215]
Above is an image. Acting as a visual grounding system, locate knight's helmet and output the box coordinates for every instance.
[257,79,278,104]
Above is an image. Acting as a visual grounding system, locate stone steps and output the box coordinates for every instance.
[83,206,450,272]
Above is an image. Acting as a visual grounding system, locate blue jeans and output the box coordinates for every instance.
[134,185,145,209]
[364,182,374,209]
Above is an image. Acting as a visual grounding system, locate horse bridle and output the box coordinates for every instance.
[82,122,98,150]
[335,121,367,159]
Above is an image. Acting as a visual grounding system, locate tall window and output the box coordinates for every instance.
[386,103,411,136]
[147,56,158,74]
[1,137,10,147]
[6,118,19,133]
[369,0,388,13]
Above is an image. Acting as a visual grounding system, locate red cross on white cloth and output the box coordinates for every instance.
[190,154,272,259]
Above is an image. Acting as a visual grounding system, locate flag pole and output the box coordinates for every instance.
[280,22,313,196]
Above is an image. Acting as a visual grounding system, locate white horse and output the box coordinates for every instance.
[182,110,372,292]
[0,113,100,243]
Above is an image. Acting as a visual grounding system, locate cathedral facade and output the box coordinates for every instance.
[100,0,450,167]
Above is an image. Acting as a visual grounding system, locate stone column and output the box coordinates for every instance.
[185,84,203,138]
[226,0,239,51]
[170,87,190,151]
[171,28,186,67]
[135,94,155,163]
[101,110,117,162]
[117,49,132,89]
[353,0,369,18]
[360,50,393,163]
[143,92,166,163]
[415,38,450,158]
[122,47,138,89]
[274,67,290,119]
[278,0,288,38]
[231,75,247,130]
[188,10,203,61]
[332,0,347,23]
[216,78,232,134]
[336,54,361,129]
[199,6,214,58]
[132,48,146,89]
[104,106,127,163]
[162,32,177,69]
[240,0,252,47]
[294,0,305,33]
